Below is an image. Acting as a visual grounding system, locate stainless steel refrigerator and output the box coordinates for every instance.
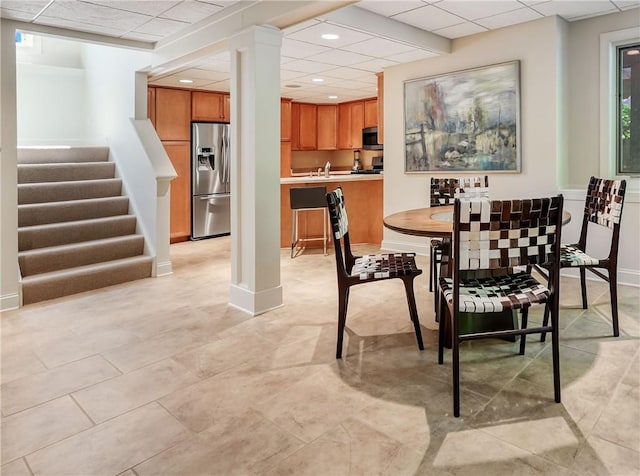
[191,122,231,239]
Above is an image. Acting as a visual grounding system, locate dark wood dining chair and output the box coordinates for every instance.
[533,177,627,341]
[437,196,564,417]
[326,187,424,359]
[429,176,490,312]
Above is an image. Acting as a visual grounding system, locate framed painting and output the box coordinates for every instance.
[404,61,521,173]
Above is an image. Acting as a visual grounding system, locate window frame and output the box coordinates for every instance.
[600,27,640,183]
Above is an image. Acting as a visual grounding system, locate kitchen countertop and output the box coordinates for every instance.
[281,173,383,184]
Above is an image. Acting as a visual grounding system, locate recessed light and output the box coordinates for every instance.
[321,33,339,40]
[179,79,193,84]
[328,95,338,99]
[312,78,324,83]
[627,49,640,56]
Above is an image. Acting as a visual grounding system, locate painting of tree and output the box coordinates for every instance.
[404,61,521,172]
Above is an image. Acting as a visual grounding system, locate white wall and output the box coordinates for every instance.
[381,12,639,286]
[383,16,565,251]
[80,43,165,266]
[17,63,88,145]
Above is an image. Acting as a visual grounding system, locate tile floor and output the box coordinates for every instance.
[1,237,639,475]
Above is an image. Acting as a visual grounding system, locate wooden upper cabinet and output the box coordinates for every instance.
[281,99,292,141]
[317,105,337,150]
[223,94,231,122]
[147,87,156,127]
[291,102,301,150]
[155,88,191,141]
[191,91,230,122]
[338,101,364,150]
[298,103,317,150]
[364,99,377,128]
[350,101,364,150]
[376,72,384,144]
[338,102,352,149]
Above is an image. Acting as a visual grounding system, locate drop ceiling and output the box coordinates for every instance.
[3,0,638,103]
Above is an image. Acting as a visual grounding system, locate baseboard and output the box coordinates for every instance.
[561,267,640,287]
[381,239,430,256]
[0,293,21,312]
[155,260,173,277]
[229,283,283,316]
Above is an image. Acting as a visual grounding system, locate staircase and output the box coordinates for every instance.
[17,146,153,305]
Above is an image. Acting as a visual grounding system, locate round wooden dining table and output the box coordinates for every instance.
[383,205,571,238]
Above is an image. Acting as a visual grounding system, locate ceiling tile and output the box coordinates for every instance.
[281,59,336,74]
[0,8,41,21]
[392,4,465,31]
[435,1,522,20]
[351,58,399,73]
[280,56,296,65]
[149,76,214,88]
[35,15,128,37]
[287,74,342,85]
[280,70,308,81]
[307,49,375,67]
[133,17,188,36]
[340,37,416,57]
[281,38,332,59]
[356,1,427,17]
[40,0,152,31]
[611,1,640,10]
[475,6,543,30]
[159,0,223,23]
[433,21,487,39]
[288,22,375,48]
[384,49,438,63]
[1,0,49,17]
[531,1,618,20]
[83,1,180,16]
[323,67,378,80]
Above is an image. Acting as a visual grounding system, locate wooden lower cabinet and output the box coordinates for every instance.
[162,141,191,243]
[280,180,383,248]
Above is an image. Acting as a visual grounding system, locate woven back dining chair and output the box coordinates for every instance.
[326,187,424,359]
[429,176,490,313]
[438,195,564,417]
[533,177,627,341]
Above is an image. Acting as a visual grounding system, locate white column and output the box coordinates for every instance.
[0,20,20,311]
[228,26,283,316]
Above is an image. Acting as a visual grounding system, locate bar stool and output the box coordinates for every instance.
[290,186,329,258]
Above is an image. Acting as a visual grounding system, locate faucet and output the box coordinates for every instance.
[324,161,331,178]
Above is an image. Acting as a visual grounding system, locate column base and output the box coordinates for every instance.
[230,283,283,316]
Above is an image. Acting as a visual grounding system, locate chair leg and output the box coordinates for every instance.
[580,267,588,309]
[429,246,434,292]
[290,210,297,258]
[540,304,550,343]
[519,308,529,355]
[550,295,561,404]
[452,328,460,417]
[609,268,620,337]
[336,286,349,359]
[438,290,446,365]
[402,276,424,351]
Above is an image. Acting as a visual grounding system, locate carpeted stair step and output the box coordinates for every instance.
[17,146,110,164]
[18,178,122,204]
[19,215,137,251]
[21,255,153,305]
[19,235,145,277]
[18,162,116,183]
[18,196,130,227]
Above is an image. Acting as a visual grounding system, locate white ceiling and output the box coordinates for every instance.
[3,1,638,103]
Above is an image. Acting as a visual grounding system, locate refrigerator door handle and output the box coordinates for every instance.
[198,193,231,200]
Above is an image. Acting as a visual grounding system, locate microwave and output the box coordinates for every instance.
[362,127,383,150]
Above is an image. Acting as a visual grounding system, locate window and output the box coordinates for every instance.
[618,43,640,175]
